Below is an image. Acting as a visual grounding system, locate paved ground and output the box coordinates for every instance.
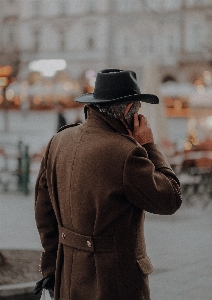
[0,191,212,300]
[145,208,212,300]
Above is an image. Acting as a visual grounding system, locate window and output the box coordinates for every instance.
[86,24,96,50]
[118,0,133,11]
[33,29,41,52]
[191,24,203,52]
[59,0,68,15]
[7,23,15,44]
[32,0,41,16]
[167,35,174,54]
[140,37,153,57]
[87,36,95,50]
[122,32,132,57]
[122,0,131,9]
[59,29,66,51]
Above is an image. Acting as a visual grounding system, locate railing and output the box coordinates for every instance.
[176,167,212,209]
[0,141,30,195]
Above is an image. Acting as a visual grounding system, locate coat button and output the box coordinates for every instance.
[62,233,66,239]
[87,241,92,248]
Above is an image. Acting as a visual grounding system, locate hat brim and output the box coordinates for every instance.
[75,93,159,104]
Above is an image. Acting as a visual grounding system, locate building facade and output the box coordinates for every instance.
[0,0,212,86]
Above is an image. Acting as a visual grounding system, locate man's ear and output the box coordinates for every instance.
[124,103,133,117]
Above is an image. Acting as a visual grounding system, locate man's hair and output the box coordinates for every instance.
[91,101,132,119]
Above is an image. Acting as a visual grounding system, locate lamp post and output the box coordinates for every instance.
[0,65,12,132]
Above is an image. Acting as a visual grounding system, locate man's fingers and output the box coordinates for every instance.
[139,114,147,125]
[134,114,139,127]
[132,114,154,145]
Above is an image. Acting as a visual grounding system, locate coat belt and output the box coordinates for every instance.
[59,226,115,253]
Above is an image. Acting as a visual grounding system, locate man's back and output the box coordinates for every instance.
[40,108,154,299]
[35,107,181,300]
[48,118,135,235]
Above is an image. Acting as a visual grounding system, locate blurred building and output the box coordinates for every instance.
[0,0,212,82]
[1,0,212,152]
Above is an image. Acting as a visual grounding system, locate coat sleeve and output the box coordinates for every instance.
[123,143,182,215]
[35,143,58,278]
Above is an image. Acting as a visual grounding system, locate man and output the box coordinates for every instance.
[56,104,67,131]
[34,69,182,300]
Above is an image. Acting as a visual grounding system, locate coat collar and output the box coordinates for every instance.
[84,105,129,135]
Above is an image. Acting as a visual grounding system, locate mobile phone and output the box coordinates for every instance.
[124,103,140,132]
[124,111,134,132]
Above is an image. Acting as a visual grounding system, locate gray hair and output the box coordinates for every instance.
[91,101,132,119]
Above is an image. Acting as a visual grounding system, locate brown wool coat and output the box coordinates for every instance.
[35,106,182,300]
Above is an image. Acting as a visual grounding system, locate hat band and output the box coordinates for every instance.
[94,88,140,100]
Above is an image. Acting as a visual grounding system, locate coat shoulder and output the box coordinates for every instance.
[117,133,139,146]
[103,132,142,160]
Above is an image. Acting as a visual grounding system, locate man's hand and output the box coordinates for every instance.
[128,114,154,145]
[33,276,54,295]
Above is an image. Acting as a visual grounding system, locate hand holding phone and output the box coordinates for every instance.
[128,114,154,145]
[124,102,141,132]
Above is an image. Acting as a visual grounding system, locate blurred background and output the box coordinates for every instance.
[1,0,212,195]
[1,1,212,299]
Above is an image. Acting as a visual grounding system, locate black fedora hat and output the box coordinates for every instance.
[75,69,159,104]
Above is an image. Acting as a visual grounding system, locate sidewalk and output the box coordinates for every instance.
[145,207,212,300]
[1,191,212,300]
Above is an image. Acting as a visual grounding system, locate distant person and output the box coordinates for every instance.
[56,104,67,131]
[21,99,29,118]
[34,69,182,300]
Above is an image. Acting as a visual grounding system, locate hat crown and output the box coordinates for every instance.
[93,69,141,100]
[75,68,159,104]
